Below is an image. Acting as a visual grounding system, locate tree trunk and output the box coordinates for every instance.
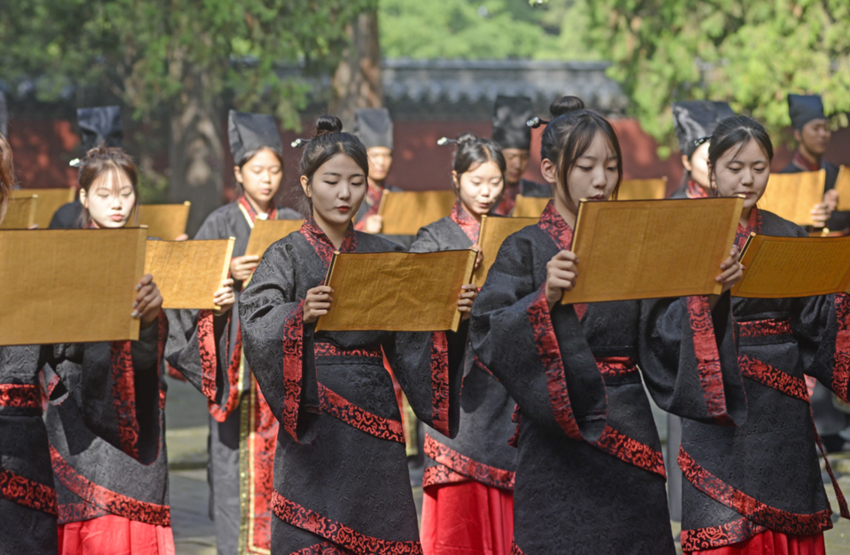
[330,9,383,129]
[168,73,224,237]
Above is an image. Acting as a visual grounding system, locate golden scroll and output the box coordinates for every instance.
[137,202,191,240]
[474,215,538,287]
[0,195,37,229]
[244,219,305,258]
[562,197,744,304]
[617,178,668,201]
[0,227,147,345]
[512,195,550,218]
[731,234,850,298]
[11,188,75,229]
[378,190,457,235]
[316,249,477,333]
[145,238,235,310]
[836,166,850,212]
[758,171,825,226]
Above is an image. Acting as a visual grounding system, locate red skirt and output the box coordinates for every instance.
[687,530,825,555]
[58,515,175,555]
[421,480,513,555]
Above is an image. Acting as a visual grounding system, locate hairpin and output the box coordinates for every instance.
[693,136,711,148]
[69,158,82,168]
[437,137,456,146]
[527,117,549,128]
[291,138,310,148]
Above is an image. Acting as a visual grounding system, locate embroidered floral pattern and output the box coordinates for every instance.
[0,383,41,408]
[429,332,451,436]
[0,467,57,516]
[318,383,404,443]
[737,318,793,339]
[687,296,732,425]
[681,517,766,551]
[423,434,514,489]
[449,201,480,243]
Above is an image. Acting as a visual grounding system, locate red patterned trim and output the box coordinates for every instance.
[239,195,277,223]
[792,151,821,172]
[422,464,469,488]
[738,354,808,401]
[681,517,766,551]
[735,207,762,251]
[450,201,480,243]
[430,332,451,436]
[737,318,793,338]
[209,326,243,423]
[58,501,105,523]
[46,373,62,400]
[832,293,850,401]
[0,383,41,408]
[591,426,666,478]
[314,343,383,359]
[678,447,832,536]
[423,434,514,489]
[271,491,423,555]
[595,357,638,379]
[0,467,57,516]
[299,219,358,266]
[50,447,170,526]
[687,296,732,425]
[292,541,351,555]
[686,180,710,199]
[495,184,518,216]
[318,383,404,443]
[110,340,140,459]
[354,185,384,231]
[198,309,217,400]
[282,300,306,442]
[510,540,526,555]
[526,287,583,440]
[536,200,573,250]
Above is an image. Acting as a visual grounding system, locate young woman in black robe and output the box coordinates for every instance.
[166,110,302,555]
[238,115,476,554]
[41,145,176,554]
[409,132,516,555]
[678,116,850,555]
[469,97,748,555]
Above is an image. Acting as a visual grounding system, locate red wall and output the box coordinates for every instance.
[9,117,850,204]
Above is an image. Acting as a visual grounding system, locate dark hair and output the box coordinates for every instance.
[451,132,506,188]
[0,133,14,223]
[540,96,586,164]
[708,115,774,173]
[236,147,284,170]
[297,115,369,213]
[77,144,139,225]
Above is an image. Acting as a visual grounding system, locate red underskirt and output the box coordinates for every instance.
[58,515,175,555]
[422,480,513,555]
[687,530,825,555]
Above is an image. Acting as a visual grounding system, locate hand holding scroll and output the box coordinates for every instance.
[214,278,236,315]
[715,246,744,295]
[457,284,479,321]
[546,250,579,310]
[304,286,334,324]
[811,191,836,227]
[133,274,163,328]
[363,215,383,234]
[231,255,260,281]
[472,243,483,271]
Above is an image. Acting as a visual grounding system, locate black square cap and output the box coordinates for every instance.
[672,100,735,156]
[0,92,7,138]
[354,108,393,150]
[228,110,283,164]
[788,94,826,129]
[492,95,532,151]
[77,106,123,152]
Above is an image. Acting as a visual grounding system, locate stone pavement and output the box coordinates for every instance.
[165,376,850,554]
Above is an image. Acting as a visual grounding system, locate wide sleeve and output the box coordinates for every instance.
[238,242,320,443]
[469,234,608,441]
[164,308,239,421]
[638,294,746,426]
[44,312,168,464]
[797,292,850,402]
[408,226,442,254]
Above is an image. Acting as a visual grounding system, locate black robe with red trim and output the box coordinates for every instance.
[239,220,466,555]
[43,315,170,529]
[0,345,58,554]
[167,198,302,555]
[678,208,850,551]
[469,200,747,555]
[410,205,517,491]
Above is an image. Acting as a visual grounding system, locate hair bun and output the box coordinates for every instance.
[549,96,585,118]
[456,132,478,145]
[315,115,343,138]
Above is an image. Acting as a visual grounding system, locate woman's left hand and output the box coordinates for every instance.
[133,273,163,328]
[457,284,479,321]
[214,278,236,315]
[715,246,744,294]
[471,243,483,271]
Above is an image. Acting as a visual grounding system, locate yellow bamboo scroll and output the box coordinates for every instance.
[512,195,550,218]
[617,177,668,201]
[0,195,37,229]
[137,202,192,240]
[758,171,825,226]
[244,219,305,258]
[11,188,75,229]
[145,238,235,309]
[378,190,457,235]
[836,166,850,212]
[474,215,538,287]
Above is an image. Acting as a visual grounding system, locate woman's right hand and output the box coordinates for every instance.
[545,250,579,310]
[364,215,383,234]
[303,286,334,324]
[230,255,260,281]
[472,243,483,271]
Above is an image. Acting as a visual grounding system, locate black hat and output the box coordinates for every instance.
[493,96,533,151]
[77,106,123,152]
[228,110,283,164]
[788,94,826,130]
[354,108,393,150]
[0,92,7,137]
[672,100,735,156]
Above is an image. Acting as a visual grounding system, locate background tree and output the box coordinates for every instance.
[0,0,375,232]
[330,9,383,130]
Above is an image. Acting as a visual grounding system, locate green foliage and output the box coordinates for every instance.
[583,0,850,148]
[379,0,599,61]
